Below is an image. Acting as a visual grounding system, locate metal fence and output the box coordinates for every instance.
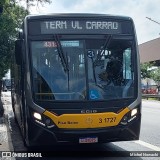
[142,94,160,100]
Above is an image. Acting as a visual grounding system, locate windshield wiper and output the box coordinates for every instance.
[54,34,69,73]
[54,35,70,91]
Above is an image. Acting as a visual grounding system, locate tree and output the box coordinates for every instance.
[140,62,154,79]
[0,5,27,78]
[151,67,160,94]
[13,0,51,13]
[0,2,27,96]
[0,5,3,13]
[140,62,155,93]
[0,0,51,94]
[0,0,6,13]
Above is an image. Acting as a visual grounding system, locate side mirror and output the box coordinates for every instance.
[15,40,23,65]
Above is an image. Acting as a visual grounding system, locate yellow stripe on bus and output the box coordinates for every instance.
[43,107,130,129]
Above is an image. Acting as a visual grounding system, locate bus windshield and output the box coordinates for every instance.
[31,35,135,101]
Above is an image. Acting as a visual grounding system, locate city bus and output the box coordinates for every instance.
[11,13,141,147]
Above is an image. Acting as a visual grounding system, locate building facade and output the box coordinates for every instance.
[139,37,160,94]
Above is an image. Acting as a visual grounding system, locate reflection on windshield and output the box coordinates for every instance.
[87,39,134,100]
[31,36,135,101]
[31,40,86,100]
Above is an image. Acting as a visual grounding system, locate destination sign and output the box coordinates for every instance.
[40,20,121,34]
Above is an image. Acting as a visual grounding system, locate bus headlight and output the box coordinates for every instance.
[131,108,138,117]
[33,112,46,127]
[120,108,138,125]
[33,112,42,120]
[32,111,55,128]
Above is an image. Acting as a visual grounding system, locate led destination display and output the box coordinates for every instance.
[40,20,122,34]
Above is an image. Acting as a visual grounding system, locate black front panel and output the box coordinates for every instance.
[28,19,133,35]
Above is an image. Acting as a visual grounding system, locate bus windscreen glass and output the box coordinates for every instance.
[31,35,135,101]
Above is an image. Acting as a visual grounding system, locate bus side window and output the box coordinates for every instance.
[123,48,132,79]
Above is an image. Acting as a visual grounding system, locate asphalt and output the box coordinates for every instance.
[0,91,14,154]
[1,92,160,160]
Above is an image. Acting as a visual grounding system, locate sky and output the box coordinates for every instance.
[28,0,160,44]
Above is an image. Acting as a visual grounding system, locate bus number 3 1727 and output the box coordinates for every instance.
[99,117,116,123]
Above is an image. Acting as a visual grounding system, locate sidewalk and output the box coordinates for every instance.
[0,91,11,117]
[0,91,14,153]
[142,98,160,103]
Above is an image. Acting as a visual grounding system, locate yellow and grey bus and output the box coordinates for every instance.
[11,14,141,147]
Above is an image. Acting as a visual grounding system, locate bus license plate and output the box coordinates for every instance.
[79,137,98,144]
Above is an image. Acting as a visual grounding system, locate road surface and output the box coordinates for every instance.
[0,92,160,159]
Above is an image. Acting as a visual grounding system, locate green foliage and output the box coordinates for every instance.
[0,0,6,6]
[14,0,51,13]
[141,62,160,92]
[0,4,27,80]
[0,14,15,79]
[0,7,3,14]
[0,0,51,80]
[151,67,160,85]
[0,0,5,13]
[140,62,154,79]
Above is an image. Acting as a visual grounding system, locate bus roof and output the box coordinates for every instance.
[25,13,133,21]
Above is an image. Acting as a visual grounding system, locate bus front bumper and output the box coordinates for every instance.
[26,114,141,146]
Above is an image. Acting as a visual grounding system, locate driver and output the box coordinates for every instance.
[99,56,122,85]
